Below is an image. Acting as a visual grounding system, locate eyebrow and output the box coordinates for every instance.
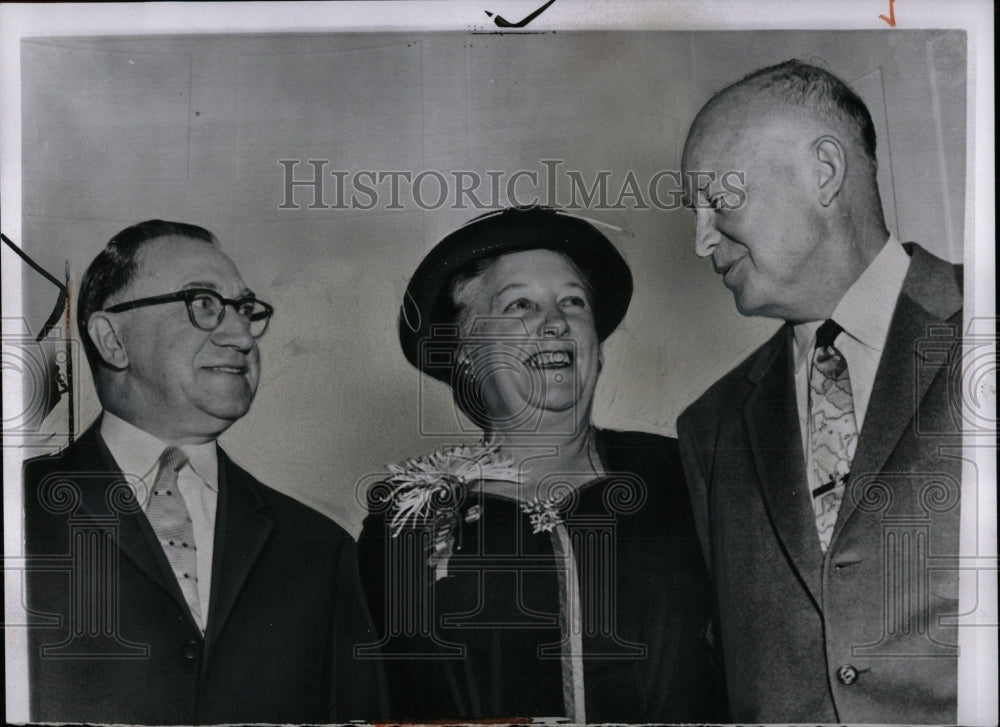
[493,282,528,301]
[182,281,255,298]
[493,280,587,301]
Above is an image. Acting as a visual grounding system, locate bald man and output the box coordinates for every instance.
[677,61,962,723]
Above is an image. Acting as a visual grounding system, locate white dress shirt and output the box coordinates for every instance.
[100,412,218,631]
[792,235,911,457]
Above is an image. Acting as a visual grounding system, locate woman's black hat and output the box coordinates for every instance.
[399,206,633,384]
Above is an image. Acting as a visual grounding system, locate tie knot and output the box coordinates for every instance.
[815,319,843,350]
[159,446,189,473]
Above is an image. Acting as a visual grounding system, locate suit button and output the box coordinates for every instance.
[183,641,200,660]
[837,664,859,685]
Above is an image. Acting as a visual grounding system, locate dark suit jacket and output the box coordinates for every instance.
[23,420,386,724]
[678,244,963,723]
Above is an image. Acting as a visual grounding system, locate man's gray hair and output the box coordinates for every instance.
[708,59,878,168]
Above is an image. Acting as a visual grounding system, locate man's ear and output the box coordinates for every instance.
[814,135,847,207]
[86,313,129,370]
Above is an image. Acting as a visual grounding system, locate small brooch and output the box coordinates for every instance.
[521,496,565,534]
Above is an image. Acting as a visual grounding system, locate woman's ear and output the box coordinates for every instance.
[86,313,129,370]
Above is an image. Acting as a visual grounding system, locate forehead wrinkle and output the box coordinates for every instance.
[177,280,254,298]
[182,280,222,291]
[135,238,248,294]
[685,114,804,203]
[493,277,586,298]
[694,93,832,154]
[455,249,591,313]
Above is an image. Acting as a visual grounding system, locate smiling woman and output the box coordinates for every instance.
[450,247,601,439]
[358,206,725,723]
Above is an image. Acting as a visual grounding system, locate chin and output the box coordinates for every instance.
[536,392,587,417]
[200,396,254,424]
[733,290,768,318]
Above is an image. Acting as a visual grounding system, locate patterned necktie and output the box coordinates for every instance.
[146,447,202,625]
[809,320,859,552]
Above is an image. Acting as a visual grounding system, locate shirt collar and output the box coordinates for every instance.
[792,320,824,373]
[99,411,219,491]
[793,234,910,370]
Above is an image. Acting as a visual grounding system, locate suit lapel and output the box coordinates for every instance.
[744,327,824,605]
[204,450,274,649]
[832,245,963,542]
[70,425,197,616]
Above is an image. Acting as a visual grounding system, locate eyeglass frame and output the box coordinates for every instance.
[101,288,275,338]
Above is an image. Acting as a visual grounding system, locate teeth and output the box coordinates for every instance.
[529,351,573,367]
[212,366,243,374]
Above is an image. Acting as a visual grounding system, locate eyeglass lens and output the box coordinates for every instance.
[189,293,269,337]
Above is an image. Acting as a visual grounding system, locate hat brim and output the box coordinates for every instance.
[399,207,633,384]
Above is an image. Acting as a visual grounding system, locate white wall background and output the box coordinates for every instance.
[18,30,967,535]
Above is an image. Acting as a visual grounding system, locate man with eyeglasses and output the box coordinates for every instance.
[22,220,385,724]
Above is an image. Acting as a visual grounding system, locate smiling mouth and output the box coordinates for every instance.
[715,256,745,281]
[526,350,574,369]
[205,365,248,375]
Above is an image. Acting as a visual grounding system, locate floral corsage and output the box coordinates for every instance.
[378,445,519,578]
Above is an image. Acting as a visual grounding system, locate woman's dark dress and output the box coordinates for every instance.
[358,429,724,722]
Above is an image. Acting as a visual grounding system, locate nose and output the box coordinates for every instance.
[539,304,569,338]
[212,304,256,351]
[693,208,722,258]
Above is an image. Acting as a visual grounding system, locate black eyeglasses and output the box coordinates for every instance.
[103,288,274,338]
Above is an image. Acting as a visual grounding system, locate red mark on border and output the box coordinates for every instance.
[879,0,897,27]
